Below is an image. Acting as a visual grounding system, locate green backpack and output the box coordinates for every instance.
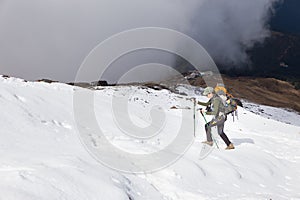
[224,97,238,115]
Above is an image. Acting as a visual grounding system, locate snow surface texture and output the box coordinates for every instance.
[243,102,300,127]
[0,76,300,199]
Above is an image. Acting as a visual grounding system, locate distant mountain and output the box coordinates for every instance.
[246,31,300,79]
[218,30,300,88]
[177,0,300,87]
[271,0,300,35]
[221,0,300,82]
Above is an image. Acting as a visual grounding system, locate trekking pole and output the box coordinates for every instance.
[193,98,196,138]
[199,109,208,123]
[200,111,219,149]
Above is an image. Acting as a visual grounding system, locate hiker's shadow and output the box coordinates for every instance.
[231,138,254,146]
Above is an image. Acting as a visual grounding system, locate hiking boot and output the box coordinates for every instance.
[225,143,235,150]
[202,141,213,146]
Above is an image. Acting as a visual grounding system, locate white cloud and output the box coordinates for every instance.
[0,0,281,81]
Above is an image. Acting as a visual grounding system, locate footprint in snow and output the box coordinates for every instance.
[13,94,26,103]
[41,120,72,130]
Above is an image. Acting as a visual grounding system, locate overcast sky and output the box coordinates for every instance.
[0,0,280,82]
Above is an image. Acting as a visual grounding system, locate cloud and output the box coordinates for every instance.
[189,0,281,66]
[0,0,281,81]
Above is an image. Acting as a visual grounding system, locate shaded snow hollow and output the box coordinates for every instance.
[0,76,300,200]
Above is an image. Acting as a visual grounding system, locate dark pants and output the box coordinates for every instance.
[205,116,231,146]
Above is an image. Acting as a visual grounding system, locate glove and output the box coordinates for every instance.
[198,108,206,114]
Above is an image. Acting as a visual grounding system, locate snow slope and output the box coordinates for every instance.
[0,76,300,200]
[243,101,300,127]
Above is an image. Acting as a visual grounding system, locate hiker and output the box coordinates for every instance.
[197,87,235,150]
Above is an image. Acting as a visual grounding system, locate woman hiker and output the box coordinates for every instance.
[197,87,235,150]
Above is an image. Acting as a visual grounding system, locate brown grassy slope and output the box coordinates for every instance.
[190,75,300,113]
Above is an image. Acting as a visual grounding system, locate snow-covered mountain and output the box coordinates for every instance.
[0,75,300,200]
